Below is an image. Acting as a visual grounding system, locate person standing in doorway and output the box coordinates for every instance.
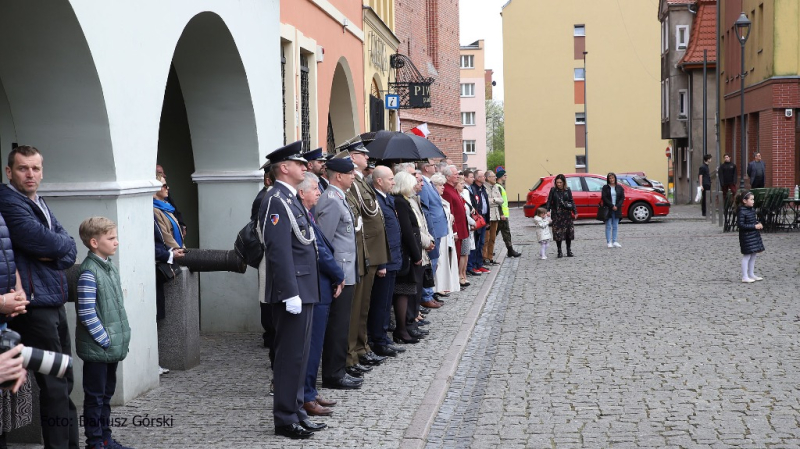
[747,152,766,188]
[699,154,712,216]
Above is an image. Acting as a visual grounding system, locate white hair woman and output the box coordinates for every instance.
[429,173,459,294]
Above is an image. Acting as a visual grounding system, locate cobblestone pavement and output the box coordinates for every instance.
[427,205,800,448]
[10,205,800,448]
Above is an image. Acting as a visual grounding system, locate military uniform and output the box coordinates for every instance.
[314,166,359,384]
[259,143,320,437]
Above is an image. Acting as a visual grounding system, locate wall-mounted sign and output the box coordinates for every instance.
[385,94,400,110]
[408,82,431,108]
[368,31,388,74]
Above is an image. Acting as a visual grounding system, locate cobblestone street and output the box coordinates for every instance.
[10,205,800,448]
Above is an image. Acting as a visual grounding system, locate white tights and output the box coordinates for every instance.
[741,253,757,280]
[540,241,549,258]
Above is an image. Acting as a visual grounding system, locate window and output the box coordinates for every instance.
[661,16,670,53]
[460,55,474,69]
[461,112,475,125]
[584,177,605,192]
[460,83,475,97]
[575,155,586,167]
[566,177,583,192]
[662,78,670,120]
[575,112,586,124]
[300,54,311,153]
[574,68,585,80]
[678,89,688,119]
[665,78,669,119]
[463,140,476,154]
[676,25,689,50]
[574,25,585,36]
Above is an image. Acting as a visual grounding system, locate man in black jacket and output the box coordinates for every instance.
[718,154,737,201]
[0,145,79,449]
[699,154,712,216]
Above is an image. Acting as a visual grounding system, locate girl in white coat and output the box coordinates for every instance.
[533,207,552,259]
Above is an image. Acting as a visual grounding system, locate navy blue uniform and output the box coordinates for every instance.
[260,181,320,427]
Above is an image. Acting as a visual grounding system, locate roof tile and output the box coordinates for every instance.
[679,0,716,67]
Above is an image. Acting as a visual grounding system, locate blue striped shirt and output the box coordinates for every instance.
[77,270,110,348]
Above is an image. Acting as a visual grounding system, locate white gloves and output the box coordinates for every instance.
[283,296,302,314]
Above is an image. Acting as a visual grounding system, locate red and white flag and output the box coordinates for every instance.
[409,123,430,138]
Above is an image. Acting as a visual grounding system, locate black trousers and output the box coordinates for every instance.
[702,187,710,216]
[260,302,276,369]
[366,271,396,348]
[321,285,354,381]
[11,306,79,449]
[271,302,313,427]
[82,361,118,447]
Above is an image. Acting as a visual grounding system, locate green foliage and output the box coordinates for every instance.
[487,150,505,173]
[486,100,505,153]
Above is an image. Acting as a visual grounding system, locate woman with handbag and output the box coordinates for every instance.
[392,172,425,344]
[545,174,577,258]
[601,173,625,248]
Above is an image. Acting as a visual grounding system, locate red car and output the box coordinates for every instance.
[523,173,671,223]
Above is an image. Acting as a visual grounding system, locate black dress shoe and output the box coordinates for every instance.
[345,366,363,378]
[359,352,386,366]
[408,329,426,339]
[417,319,430,326]
[392,332,420,344]
[436,292,450,297]
[275,423,313,439]
[557,251,563,258]
[372,345,398,357]
[420,307,431,314]
[387,343,406,353]
[567,251,574,257]
[353,363,373,372]
[507,248,522,257]
[322,376,362,389]
[299,419,327,432]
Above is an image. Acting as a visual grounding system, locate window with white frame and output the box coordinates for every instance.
[676,25,689,50]
[461,112,476,125]
[463,140,476,154]
[460,55,474,69]
[678,89,688,119]
[574,68,585,80]
[661,17,669,53]
[575,112,586,124]
[574,25,585,36]
[575,155,586,167]
[665,78,669,119]
[661,79,670,120]
[460,83,475,97]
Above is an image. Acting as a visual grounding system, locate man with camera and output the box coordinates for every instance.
[0,145,79,449]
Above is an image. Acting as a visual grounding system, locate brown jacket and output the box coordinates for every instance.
[346,173,389,269]
[154,209,184,249]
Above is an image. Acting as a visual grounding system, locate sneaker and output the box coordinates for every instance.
[607,243,613,248]
[158,366,169,375]
[612,242,622,248]
[752,276,763,281]
[105,439,134,449]
[742,278,755,283]
[476,267,491,273]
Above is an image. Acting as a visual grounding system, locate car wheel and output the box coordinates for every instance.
[628,202,652,223]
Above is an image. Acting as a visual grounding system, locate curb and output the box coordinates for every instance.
[399,248,508,449]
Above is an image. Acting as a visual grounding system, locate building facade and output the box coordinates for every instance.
[460,40,488,171]
[280,0,365,153]
[0,0,282,404]
[502,0,666,202]
[394,0,462,162]
[363,2,400,133]
[719,0,800,188]
[659,0,717,203]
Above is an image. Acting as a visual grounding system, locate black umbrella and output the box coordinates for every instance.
[364,131,446,161]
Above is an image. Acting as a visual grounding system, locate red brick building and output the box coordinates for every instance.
[720,0,800,188]
[395,0,462,161]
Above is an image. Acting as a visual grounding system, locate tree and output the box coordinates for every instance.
[486,99,505,153]
[487,149,505,173]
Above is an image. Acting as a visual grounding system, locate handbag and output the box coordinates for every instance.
[422,264,435,288]
[156,262,178,283]
[471,210,487,230]
[596,203,609,221]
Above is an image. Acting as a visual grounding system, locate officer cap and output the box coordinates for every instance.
[341,139,369,154]
[302,147,326,162]
[326,157,355,173]
[264,141,307,168]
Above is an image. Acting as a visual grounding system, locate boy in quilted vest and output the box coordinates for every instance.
[76,217,132,449]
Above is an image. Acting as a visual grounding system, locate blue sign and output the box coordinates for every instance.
[385,94,400,110]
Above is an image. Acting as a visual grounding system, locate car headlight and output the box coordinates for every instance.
[652,194,667,203]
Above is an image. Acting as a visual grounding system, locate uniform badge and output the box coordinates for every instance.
[270,214,280,225]
[347,224,352,233]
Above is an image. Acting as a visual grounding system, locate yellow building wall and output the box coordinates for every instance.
[773,0,800,76]
[363,2,398,132]
[502,0,666,201]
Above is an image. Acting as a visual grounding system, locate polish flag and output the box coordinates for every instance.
[409,123,430,138]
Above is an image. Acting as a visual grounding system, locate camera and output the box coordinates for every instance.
[0,328,72,388]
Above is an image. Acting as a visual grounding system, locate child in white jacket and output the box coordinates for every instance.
[533,207,552,259]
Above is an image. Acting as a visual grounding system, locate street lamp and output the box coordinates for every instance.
[735,12,751,190]
[583,51,588,172]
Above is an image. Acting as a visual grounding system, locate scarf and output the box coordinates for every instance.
[153,199,183,247]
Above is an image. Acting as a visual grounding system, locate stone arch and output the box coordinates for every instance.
[0,1,113,183]
[157,11,259,247]
[327,57,358,146]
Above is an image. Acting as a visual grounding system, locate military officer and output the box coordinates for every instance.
[342,140,390,371]
[302,147,328,193]
[259,141,324,440]
[314,156,365,388]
